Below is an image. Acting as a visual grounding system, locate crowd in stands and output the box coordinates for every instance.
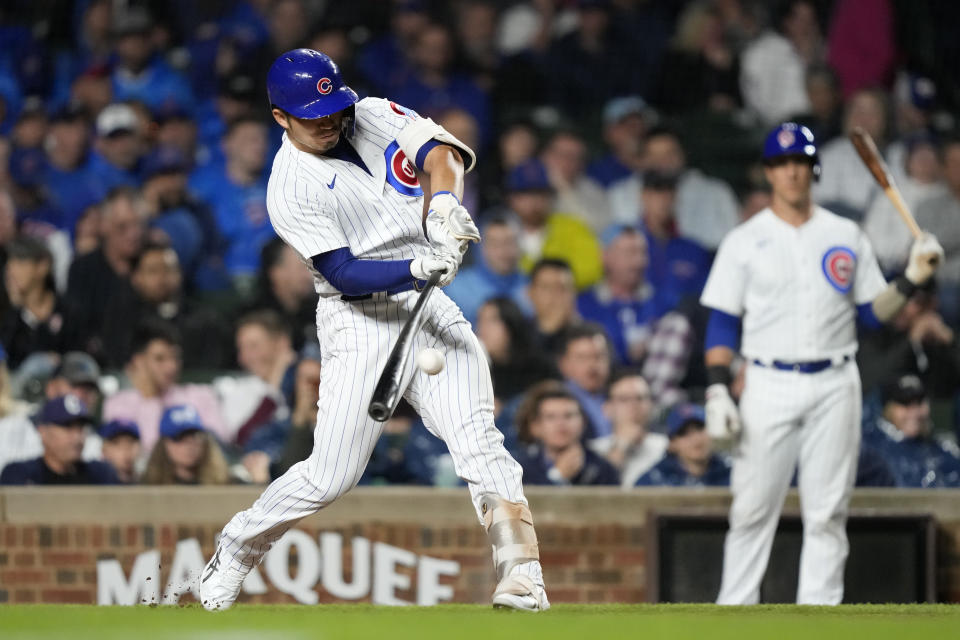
[1,0,960,488]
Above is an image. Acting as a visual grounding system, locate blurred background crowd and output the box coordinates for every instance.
[1,0,959,489]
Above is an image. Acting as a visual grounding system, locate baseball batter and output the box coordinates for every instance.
[701,123,943,605]
[198,49,549,611]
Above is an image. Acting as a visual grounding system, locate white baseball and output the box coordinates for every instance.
[416,348,445,375]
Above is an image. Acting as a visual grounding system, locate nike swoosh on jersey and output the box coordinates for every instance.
[327,174,337,189]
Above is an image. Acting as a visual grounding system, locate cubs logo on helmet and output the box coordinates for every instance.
[316,77,333,95]
[384,140,423,197]
[777,129,795,149]
[821,246,856,293]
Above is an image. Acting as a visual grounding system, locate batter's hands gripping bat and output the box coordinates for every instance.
[849,126,923,239]
[368,270,443,422]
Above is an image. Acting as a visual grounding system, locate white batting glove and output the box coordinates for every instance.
[426,193,480,258]
[905,232,944,286]
[410,250,459,287]
[705,384,741,440]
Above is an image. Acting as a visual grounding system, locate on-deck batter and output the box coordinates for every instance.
[701,123,944,605]
[198,49,549,611]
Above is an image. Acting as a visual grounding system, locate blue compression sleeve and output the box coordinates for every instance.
[704,309,741,350]
[311,247,413,296]
[857,302,882,330]
[414,140,442,171]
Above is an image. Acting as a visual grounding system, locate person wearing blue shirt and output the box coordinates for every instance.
[41,107,100,234]
[188,116,272,283]
[557,324,614,439]
[578,225,668,364]
[639,170,712,311]
[444,214,529,326]
[0,395,118,486]
[515,381,619,486]
[586,96,651,188]
[109,9,195,113]
[863,374,960,488]
[635,403,730,487]
[88,104,146,198]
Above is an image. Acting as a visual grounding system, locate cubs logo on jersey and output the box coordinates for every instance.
[384,140,423,197]
[821,246,855,293]
[389,101,419,120]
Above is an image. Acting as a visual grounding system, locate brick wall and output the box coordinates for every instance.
[2,487,959,605]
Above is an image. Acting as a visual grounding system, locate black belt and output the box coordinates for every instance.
[340,281,417,301]
[752,355,851,374]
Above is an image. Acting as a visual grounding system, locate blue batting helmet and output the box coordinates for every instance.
[762,122,820,178]
[267,48,358,119]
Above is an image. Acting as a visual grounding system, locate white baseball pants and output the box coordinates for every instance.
[218,289,527,573]
[716,360,861,605]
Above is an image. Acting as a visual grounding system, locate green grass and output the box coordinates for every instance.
[1,604,958,640]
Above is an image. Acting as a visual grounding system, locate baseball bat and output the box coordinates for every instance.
[849,126,923,239]
[368,270,443,422]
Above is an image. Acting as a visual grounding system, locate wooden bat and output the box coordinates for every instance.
[367,270,443,422]
[849,126,923,239]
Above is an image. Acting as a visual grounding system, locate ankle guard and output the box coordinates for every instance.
[479,494,540,581]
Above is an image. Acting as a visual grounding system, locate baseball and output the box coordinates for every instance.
[416,348,445,375]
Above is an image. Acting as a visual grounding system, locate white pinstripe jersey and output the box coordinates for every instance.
[266,97,432,297]
[700,206,887,361]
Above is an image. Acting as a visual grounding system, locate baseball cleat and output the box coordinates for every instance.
[198,546,245,611]
[492,574,551,612]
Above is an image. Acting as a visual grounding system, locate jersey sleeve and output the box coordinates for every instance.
[700,232,747,316]
[853,227,888,305]
[267,175,348,261]
[353,98,423,146]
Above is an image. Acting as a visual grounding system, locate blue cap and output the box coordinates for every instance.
[142,146,191,179]
[506,159,552,192]
[666,403,706,438]
[600,224,640,248]
[159,405,206,439]
[34,394,93,427]
[9,146,46,187]
[100,419,141,440]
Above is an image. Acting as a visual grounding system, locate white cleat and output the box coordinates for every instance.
[198,546,245,611]
[492,574,551,612]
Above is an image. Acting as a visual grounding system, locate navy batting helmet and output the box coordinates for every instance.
[762,122,820,178]
[267,48,358,119]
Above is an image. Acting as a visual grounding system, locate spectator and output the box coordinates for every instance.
[141,405,231,485]
[102,319,228,456]
[514,381,619,487]
[557,323,613,439]
[507,159,602,289]
[915,137,960,326]
[635,403,730,487]
[637,170,712,311]
[739,0,821,125]
[826,0,896,99]
[608,126,740,251]
[540,129,611,233]
[864,134,946,274]
[40,106,100,234]
[526,259,579,356]
[0,344,27,420]
[862,375,960,488]
[245,237,318,350]
[188,116,271,286]
[64,187,145,358]
[813,88,891,218]
[87,104,146,198]
[577,225,665,364]
[590,371,668,487]
[0,395,117,485]
[100,239,229,369]
[475,297,559,407]
[274,345,322,478]
[587,96,651,188]
[154,106,200,168]
[1,236,73,368]
[445,215,529,326]
[478,119,539,210]
[357,0,427,94]
[391,23,492,143]
[791,64,843,144]
[109,8,195,112]
[856,283,960,401]
[99,419,141,484]
[220,310,296,455]
[656,1,741,113]
[893,73,938,140]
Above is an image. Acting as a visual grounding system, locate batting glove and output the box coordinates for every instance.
[410,250,459,287]
[426,192,480,258]
[705,384,741,440]
[905,232,945,286]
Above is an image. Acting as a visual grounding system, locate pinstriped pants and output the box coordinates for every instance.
[219,289,527,573]
[716,360,861,605]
